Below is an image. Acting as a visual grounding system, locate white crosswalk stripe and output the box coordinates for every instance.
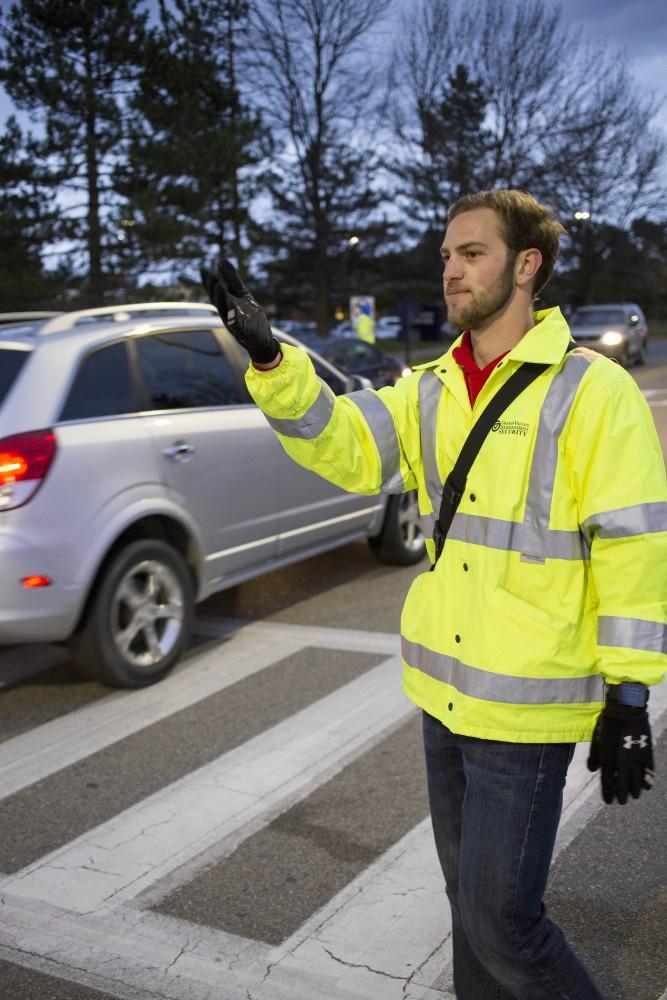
[643,388,667,406]
[5,655,411,914]
[1,619,666,1000]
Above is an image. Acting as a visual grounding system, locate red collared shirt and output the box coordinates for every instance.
[452,330,510,407]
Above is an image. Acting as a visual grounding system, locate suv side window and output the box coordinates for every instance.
[60,341,135,421]
[135,329,243,409]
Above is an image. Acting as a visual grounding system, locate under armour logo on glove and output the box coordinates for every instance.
[587,700,654,804]
[623,734,648,750]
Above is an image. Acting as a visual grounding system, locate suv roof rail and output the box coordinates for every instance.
[37,301,218,335]
[0,311,63,326]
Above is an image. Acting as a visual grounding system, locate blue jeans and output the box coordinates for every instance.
[422,711,603,1000]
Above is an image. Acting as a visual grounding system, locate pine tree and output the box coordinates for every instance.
[0,0,148,304]
[0,116,61,309]
[114,0,266,284]
[392,63,492,238]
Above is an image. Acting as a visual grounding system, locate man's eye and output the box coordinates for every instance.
[465,251,480,259]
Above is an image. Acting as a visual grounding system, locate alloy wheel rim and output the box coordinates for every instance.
[111,559,184,669]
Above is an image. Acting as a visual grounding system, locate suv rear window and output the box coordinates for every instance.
[0,349,29,406]
[60,341,136,420]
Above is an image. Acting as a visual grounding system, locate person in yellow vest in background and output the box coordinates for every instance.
[354,305,376,343]
[202,189,666,1000]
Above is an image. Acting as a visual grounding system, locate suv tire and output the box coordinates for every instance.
[71,539,194,688]
[369,491,426,566]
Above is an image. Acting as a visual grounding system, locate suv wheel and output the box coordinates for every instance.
[71,540,194,688]
[369,491,426,565]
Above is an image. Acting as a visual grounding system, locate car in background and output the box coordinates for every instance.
[329,320,356,338]
[0,304,425,689]
[290,333,410,389]
[568,303,648,367]
[375,316,402,340]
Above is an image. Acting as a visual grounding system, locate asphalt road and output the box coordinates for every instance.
[0,341,666,1000]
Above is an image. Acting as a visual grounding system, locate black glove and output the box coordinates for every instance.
[587,700,654,804]
[201,258,280,365]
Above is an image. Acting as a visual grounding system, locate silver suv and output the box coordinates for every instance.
[0,304,425,687]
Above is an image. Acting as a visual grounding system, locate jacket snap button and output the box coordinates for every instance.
[448,702,454,711]
[455,634,461,643]
[463,563,469,571]
[469,493,476,502]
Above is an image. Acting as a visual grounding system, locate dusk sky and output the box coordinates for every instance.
[1,0,666,184]
[559,0,667,129]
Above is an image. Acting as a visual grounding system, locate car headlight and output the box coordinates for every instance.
[601,330,624,346]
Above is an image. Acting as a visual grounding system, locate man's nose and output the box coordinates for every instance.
[443,255,463,281]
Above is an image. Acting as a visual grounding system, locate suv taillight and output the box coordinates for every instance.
[0,429,57,511]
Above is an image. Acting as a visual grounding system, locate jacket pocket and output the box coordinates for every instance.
[400,569,436,640]
[492,584,574,633]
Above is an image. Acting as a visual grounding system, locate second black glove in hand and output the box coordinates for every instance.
[587,700,654,805]
[201,258,280,366]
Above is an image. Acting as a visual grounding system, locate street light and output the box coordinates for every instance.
[574,211,590,220]
[348,235,360,246]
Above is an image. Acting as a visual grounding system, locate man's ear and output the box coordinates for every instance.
[516,248,542,290]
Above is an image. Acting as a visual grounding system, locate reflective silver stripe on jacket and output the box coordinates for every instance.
[418,350,596,561]
[346,389,405,493]
[265,381,335,439]
[598,616,667,654]
[418,371,443,519]
[581,502,667,543]
[446,514,584,559]
[402,637,605,704]
[520,352,592,559]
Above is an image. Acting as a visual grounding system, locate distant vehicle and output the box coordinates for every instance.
[329,321,356,339]
[375,316,402,340]
[292,333,410,389]
[0,305,425,688]
[569,303,648,367]
[273,319,318,337]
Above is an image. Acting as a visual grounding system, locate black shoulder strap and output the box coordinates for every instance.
[431,341,577,565]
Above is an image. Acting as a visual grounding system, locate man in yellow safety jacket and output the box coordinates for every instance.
[202,189,666,1000]
[354,308,376,343]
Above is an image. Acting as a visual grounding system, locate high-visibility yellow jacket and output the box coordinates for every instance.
[246,306,667,743]
[355,313,376,344]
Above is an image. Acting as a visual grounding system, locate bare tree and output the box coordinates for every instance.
[249,0,392,334]
[389,0,666,238]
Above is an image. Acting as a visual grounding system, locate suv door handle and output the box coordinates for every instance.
[162,441,196,461]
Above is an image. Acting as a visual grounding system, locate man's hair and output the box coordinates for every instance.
[447,189,566,298]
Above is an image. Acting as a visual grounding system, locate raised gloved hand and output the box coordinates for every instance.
[201,258,280,366]
[587,695,654,805]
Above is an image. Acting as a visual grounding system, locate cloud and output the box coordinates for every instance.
[560,0,667,59]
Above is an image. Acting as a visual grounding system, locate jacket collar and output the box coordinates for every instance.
[413,306,572,372]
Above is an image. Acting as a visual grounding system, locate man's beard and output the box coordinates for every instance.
[448,256,517,330]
